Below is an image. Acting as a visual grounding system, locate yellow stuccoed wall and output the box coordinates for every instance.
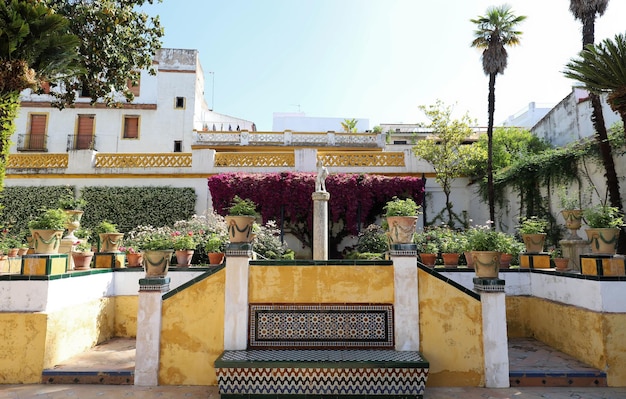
[249,265,394,303]
[418,269,484,386]
[43,298,116,369]
[114,296,139,337]
[0,313,48,383]
[507,296,626,386]
[159,269,225,385]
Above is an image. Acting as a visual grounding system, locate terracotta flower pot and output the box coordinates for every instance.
[419,253,437,267]
[126,252,143,267]
[464,251,475,269]
[208,252,225,265]
[175,249,194,267]
[441,253,459,268]
[553,257,570,271]
[500,253,513,269]
[72,251,94,270]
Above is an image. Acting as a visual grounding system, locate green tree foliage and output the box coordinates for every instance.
[412,100,482,226]
[471,4,526,227]
[340,118,358,133]
[44,0,164,107]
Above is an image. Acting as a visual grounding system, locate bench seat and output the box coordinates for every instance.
[215,349,429,398]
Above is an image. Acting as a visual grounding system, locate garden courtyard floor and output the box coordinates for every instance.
[4,337,622,398]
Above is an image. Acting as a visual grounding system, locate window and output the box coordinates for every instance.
[29,114,47,150]
[175,97,185,109]
[76,115,95,150]
[123,116,139,139]
[174,140,182,152]
[80,85,91,98]
[127,76,141,97]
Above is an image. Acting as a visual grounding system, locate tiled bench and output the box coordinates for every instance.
[215,303,429,398]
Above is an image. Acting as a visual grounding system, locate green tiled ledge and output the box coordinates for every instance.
[250,260,393,266]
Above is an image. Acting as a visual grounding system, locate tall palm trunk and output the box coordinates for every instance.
[486,72,496,226]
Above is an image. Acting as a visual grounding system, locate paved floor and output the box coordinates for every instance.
[11,337,624,399]
[2,384,626,399]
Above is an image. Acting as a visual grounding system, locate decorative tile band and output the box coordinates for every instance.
[249,304,393,348]
[216,366,428,396]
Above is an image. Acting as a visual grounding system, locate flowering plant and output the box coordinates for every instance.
[126,225,175,251]
[517,216,548,235]
[173,231,197,250]
[466,223,511,252]
[119,245,139,255]
[73,240,92,252]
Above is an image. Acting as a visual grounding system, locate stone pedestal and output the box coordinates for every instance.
[390,244,419,351]
[135,277,170,386]
[560,239,590,273]
[474,278,509,388]
[223,243,253,350]
[312,191,330,260]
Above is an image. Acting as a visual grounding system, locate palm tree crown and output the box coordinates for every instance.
[564,33,626,121]
[471,4,526,76]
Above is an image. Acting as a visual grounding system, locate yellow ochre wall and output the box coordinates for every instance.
[114,296,139,337]
[507,296,626,386]
[0,313,48,383]
[159,269,225,385]
[249,265,394,303]
[43,298,116,369]
[418,269,484,386]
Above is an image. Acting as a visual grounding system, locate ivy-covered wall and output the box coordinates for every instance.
[0,186,197,235]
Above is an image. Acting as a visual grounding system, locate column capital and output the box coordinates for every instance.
[312,191,330,201]
[138,277,170,292]
[473,277,505,292]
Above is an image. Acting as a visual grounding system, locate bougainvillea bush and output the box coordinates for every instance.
[208,172,425,257]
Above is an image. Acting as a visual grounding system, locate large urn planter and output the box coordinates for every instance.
[175,249,194,267]
[386,216,418,245]
[472,251,501,278]
[99,233,124,253]
[522,233,546,253]
[63,210,84,239]
[585,228,620,255]
[143,249,174,277]
[561,209,583,239]
[30,229,64,254]
[225,216,255,243]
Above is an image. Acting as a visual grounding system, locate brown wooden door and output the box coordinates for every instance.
[29,114,46,150]
[77,115,94,149]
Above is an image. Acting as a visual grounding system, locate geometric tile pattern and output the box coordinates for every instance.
[249,304,393,348]
[215,365,428,396]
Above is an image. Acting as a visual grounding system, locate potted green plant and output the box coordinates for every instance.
[583,205,623,254]
[226,196,258,243]
[71,240,94,270]
[418,241,439,267]
[465,223,505,278]
[133,226,176,277]
[28,208,68,254]
[384,196,422,245]
[94,220,124,253]
[550,247,570,271]
[205,232,226,265]
[517,216,548,253]
[173,231,197,267]
[439,229,466,268]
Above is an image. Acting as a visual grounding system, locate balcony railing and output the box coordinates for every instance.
[67,134,97,151]
[16,134,47,151]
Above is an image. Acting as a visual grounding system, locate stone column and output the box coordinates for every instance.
[474,278,509,388]
[391,244,419,351]
[223,243,253,350]
[560,239,590,273]
[312,191,330,260]
[135,277,170,386]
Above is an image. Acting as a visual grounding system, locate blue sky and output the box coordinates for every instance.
[144,0,626,131]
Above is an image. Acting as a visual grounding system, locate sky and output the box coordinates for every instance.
[143,0,626,131]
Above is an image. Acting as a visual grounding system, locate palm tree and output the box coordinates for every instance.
[471,5,526,226]
[341,118,358,133]
[568,0,622,217]
[0,0,81,189]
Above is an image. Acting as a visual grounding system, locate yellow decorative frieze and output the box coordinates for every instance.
[7,154,69,169]
[319,152,405,167]
[215,152,295,167]
[95,153,192,168]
